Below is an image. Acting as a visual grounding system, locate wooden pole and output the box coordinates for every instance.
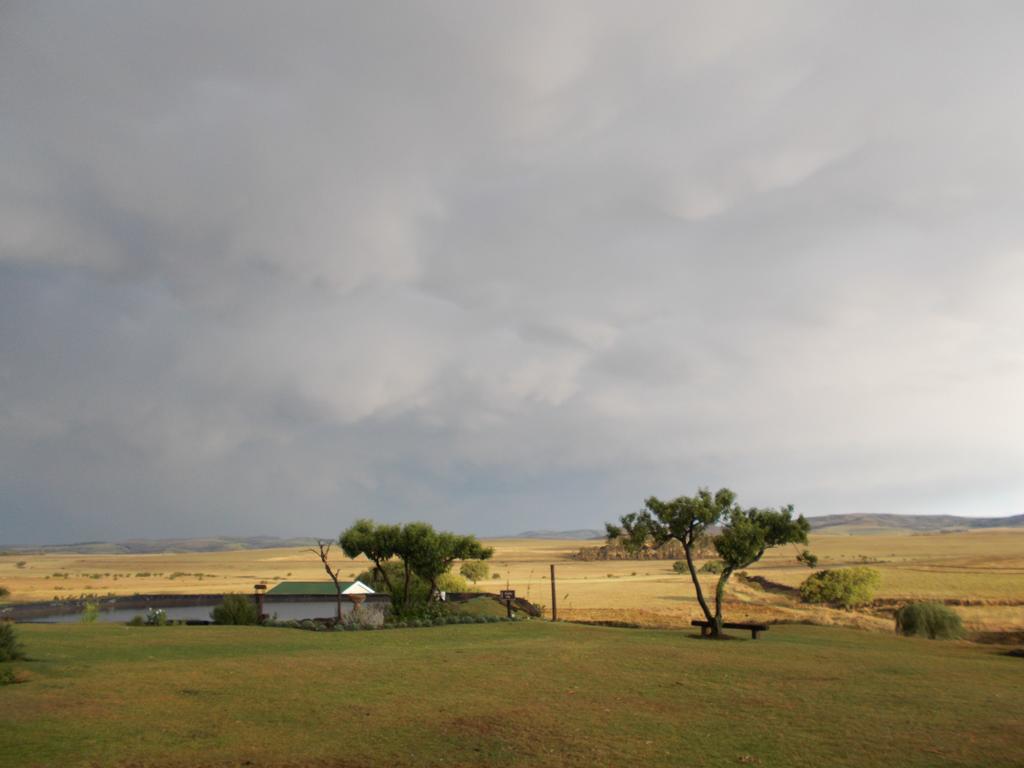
[550,564,557,622]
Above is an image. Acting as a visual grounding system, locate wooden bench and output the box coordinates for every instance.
[691,620,769,639]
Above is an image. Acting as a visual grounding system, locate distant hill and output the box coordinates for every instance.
[510,529,606,540]
[808,513,1024,535]
[0,535,320,555]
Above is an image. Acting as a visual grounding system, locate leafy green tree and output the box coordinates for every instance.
[609,488,810,637]
[459,560,490,584]
[407,528,493,600]
[340,519,402,595]
[340,520,493,613]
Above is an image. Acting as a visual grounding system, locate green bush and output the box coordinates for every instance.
[895,602,964,639]
[210,594,260,625]
[799,567,880,608]
[0,586,10,599]
[699,561,723,574]
[0,621,26,662]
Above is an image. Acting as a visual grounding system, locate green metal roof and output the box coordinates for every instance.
[265,581,356,596]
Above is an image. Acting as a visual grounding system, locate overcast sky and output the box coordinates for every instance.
[2,2,1023,544]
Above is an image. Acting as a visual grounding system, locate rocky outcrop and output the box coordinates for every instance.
[569,537,701,561]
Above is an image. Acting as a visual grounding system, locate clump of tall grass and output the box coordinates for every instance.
[80,601,100,623]
[895,602,963,640]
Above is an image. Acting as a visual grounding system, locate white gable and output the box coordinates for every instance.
[341,580,375,595]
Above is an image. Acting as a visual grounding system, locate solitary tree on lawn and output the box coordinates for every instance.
[610,488,811,637]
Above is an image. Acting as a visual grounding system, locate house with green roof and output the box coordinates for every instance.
[265,580,375,598]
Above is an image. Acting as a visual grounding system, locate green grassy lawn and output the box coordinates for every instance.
[1,622,1022,768]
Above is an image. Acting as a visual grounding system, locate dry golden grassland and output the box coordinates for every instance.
[2,529,1022,632]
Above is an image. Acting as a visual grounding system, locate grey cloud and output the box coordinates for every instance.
[1,2,1023,544]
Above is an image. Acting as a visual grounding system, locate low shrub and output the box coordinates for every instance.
[895,602,963,639]
[0,621,26,662]
[145,608,169,626]
[0,586,9,599]
[799,567,880,609]
[127,615,145,627]
[699,561,723,574]
[211,595,260,625]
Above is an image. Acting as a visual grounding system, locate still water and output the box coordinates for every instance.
[29,600,352,624]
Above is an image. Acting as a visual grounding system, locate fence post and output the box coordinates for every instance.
[550,564,557,621]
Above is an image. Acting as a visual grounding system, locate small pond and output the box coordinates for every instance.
[4,596,388,624]
[28,600,351,624]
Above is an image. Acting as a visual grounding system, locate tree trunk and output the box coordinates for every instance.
[682,529,715,629]
[373,560,395,595]
[711,547,763,637]
[402,562,412,613]
[713,568,733,637]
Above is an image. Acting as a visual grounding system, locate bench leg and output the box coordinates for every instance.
[751,630,759,640]
[701,625,711,637]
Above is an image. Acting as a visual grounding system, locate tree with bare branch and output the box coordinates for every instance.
[309,539,345,622]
